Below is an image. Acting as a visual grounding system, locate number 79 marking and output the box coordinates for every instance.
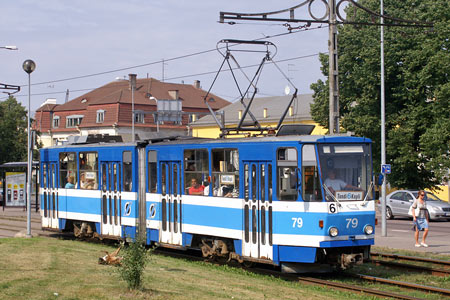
[292,217,303,228]
[346,218,358,228]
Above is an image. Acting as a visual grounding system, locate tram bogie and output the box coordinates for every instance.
[39,135,375,272]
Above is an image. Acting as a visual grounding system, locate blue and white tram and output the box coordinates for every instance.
[40,135,375,272]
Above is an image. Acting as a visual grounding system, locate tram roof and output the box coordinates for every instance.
[146,135,372,146]
[41,134,371,151]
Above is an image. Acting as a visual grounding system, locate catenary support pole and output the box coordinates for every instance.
[380,0,387,237]
[328,0,339,134]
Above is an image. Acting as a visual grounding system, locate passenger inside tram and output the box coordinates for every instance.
[188,178,204,195]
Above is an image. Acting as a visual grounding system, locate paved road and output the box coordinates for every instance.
[375,216,450,255]
[0,207,50,238]
[1,207,449,257]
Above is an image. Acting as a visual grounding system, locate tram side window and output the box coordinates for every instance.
[184,149,208,196]
[79,152,98,189]
[59,152,77,189]
[148,150,157,193]
[277,147,298,201]
[302,145,322,202]
[123,151,132,192]
[210,149,239,197]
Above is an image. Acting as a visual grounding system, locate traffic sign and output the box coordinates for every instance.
[381,164,391,174]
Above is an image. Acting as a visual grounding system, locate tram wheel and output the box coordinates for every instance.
[243,261,254,268]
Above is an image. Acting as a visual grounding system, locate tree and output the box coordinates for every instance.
[310,0,450,189]
[0,96,28,165]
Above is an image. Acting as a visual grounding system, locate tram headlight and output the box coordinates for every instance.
[328,227,339,237]
[364,225,374,235]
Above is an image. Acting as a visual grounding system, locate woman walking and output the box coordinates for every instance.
[412,190,429,247]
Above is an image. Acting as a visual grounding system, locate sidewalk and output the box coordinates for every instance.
[374,222,450,256]
[0,206,41,219]
[0,207,49,238]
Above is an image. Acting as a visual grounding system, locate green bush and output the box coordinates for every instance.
[118,237,150,290]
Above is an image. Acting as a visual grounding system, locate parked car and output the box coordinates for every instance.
[378,190,450,221]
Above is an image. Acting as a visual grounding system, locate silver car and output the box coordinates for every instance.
[378,190,450,221]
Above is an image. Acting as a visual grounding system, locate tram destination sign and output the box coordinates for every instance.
[336,191,363,201]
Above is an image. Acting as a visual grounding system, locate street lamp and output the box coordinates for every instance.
[0,45,18,50]
[23,59,36,238]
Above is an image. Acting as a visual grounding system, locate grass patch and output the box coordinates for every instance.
[0,237,383,300]
[372,246,450,261]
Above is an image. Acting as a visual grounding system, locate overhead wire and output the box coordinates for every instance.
[5,52,324,99]
[3,25,327,100]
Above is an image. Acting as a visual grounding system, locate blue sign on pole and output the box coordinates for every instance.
[382,164,391,174]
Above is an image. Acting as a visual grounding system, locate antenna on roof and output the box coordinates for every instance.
[65,89,69,103]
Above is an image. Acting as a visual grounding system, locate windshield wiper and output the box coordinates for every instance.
[360,181,374,207]
[322,183,342,207]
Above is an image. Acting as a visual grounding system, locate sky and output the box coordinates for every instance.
[0,0,330,113]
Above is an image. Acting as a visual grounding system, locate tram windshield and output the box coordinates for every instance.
[318,144,372,202]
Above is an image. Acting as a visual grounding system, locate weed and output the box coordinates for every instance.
[117,237,150,290]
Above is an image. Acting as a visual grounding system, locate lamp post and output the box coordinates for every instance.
[23,59,36,238]
[0,45,18,50]
[129,74,137,142]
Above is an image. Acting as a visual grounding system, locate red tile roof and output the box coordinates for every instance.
[36,103,58,112]
[54,78,229,111]
[34,78,230,132]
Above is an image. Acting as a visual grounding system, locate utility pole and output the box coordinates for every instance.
[380,0,387,236]
[328,0,339,134]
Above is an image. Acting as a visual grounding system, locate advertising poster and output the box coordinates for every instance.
[6,172,26,207]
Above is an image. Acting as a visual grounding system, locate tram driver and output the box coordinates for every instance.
[324,169,359,194]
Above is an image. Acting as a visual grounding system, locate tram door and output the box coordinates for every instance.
[243,161,273,260]
[160,161,182,245]
[41,162,59,229]
[100,162,122,236]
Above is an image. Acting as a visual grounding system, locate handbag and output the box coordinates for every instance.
[408,205,420,217]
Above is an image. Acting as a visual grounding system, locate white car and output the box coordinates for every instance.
[378,190,450,221]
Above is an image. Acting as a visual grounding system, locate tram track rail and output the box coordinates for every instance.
[153,246,450,299]
[348,273,450,297]
[370,252,450,276]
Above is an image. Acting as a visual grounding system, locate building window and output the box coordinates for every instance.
[66,115,84,128]
[96,110,105,123]
[135,111,144,124]
[53,116,60,128]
